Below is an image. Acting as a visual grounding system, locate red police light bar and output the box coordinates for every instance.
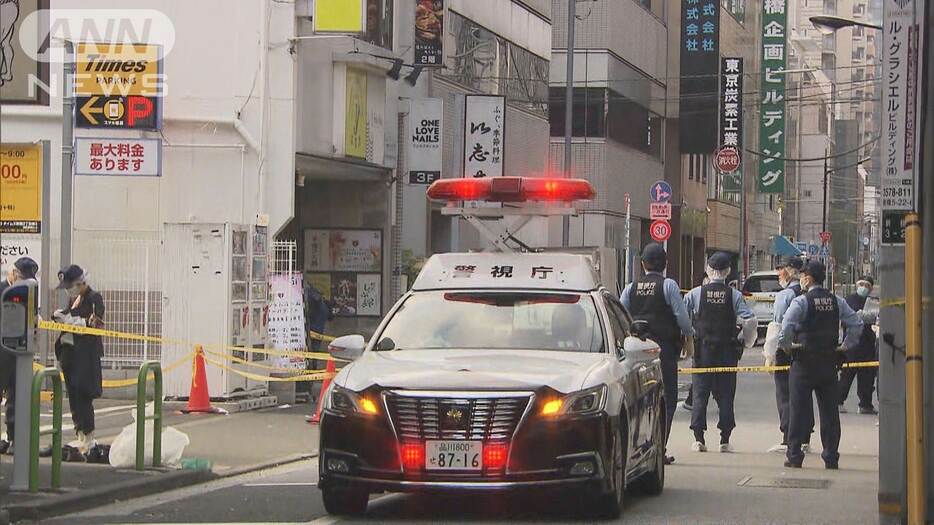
[426,177,595,203]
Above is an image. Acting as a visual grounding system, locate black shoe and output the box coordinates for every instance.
[664,455,675,465]
[784,460,802,469]
[38,445,54,458]
[857,406,877,415]
[0,440,9,455]
[825,461,839,470]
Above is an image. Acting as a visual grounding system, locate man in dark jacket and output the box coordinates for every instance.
[53,264,105,454]
[0,257,39,454]
[838,276,878,414]
[621,243,695,464]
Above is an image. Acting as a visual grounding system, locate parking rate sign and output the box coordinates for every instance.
[758,0,787,193]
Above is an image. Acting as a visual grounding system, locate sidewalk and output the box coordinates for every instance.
[0,399,320,523]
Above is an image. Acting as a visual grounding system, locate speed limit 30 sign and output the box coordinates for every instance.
[650,220,671,243]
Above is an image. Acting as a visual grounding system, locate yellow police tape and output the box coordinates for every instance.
[200,353,334,382]
[202,347,332,375]
[679,360,880,375]
[33,350,196,388]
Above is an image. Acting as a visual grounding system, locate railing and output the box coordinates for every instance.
[29,369,62,493]
[136,361,163,470]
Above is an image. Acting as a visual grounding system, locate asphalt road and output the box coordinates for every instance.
[41,350,886,524]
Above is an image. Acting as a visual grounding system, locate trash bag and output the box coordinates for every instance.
[109,403,189,469]
[762,321,781,365]
[86,443,111,464]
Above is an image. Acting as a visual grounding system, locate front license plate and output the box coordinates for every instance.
[425,441,482,471]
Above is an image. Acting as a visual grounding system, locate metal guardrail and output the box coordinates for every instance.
[29,368,62,493]
[136,361,163,470]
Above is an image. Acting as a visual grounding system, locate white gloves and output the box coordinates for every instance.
[53,309,87,327]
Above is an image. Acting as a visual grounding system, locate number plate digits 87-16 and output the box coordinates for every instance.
[426,441,482,470]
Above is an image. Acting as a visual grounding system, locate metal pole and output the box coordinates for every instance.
[561,0,577,248]
[904,212,925,524]
[822,151,829,232]
[624,192,631,283]
[143,245,150,362]
[11,284,38,491]
[61,42,75,270]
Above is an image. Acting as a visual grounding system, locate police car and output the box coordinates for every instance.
[317,178,666,518]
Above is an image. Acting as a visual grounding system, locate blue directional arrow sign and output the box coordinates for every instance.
[650,180,672,203]
[807,244,820,257]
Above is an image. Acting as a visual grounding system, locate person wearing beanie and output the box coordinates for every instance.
[620,243,694,465]
[683,252,756,453]
[778,261,863,469]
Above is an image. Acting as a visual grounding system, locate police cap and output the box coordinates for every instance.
[13,257,38,280]
[707,251,732,271]
[56,264,86,289]
[802,260,827,284]
[641,243,667,271]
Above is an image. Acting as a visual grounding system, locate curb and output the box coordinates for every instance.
[4,468,216,523]
[214,452,318,479]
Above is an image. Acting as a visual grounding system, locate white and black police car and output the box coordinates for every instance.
[317,177,667,518]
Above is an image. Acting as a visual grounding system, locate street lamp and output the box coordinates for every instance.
[809,15,883,35]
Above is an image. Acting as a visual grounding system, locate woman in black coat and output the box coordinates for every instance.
[53,264,105,452]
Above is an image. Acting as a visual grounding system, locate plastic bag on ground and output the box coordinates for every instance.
[109,402,190,469]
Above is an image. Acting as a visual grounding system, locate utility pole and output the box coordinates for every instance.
[822,150,829,232]
[561,0,577,248]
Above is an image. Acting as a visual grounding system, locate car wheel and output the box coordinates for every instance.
[594,424,626,519]
[322,486,369,516]
[635,399,666,495]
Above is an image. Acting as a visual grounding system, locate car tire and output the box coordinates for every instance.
[634,399,666,495]
[322,486,369,516]
[593,424,626,519]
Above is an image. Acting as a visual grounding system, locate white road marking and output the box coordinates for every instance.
[39,404,137,433]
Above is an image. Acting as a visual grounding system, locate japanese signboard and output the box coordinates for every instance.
[463,95,505,178]
[267,273,306,362]
[718,57,744,168]
[345,68,368,159]
[0,144,42,233]
[0,234,41,279]
[74,43,163,130]
[74,138,161,177]
[414,0,444,66]
[678,0,719,153]
[650,203,672,220]
[0,0,49,105]
[305,229,382,273]
[407,98,443,184]
[313,0,366,33]
[881,0,924,244]
[758,0,787,193]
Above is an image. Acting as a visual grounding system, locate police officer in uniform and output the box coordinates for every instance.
[767,257,814,453]
[838,276,878,414]
[683,252,756,452]
[621,243,694,464]
[779,261,863,468]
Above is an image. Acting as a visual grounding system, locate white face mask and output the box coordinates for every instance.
[67,284,82,297]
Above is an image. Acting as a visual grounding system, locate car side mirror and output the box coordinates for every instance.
[623,335,661,357]
[630,320,650,340]
[328,334,366,361]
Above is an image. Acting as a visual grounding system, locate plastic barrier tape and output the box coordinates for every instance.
[201,353,334,382]
[202,348,332,375]
[33,351,195,388]
[679,360,879,375]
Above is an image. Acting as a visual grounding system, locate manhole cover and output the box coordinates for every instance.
[737,476,831,489]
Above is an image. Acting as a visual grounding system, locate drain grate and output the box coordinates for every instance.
[737,476,831,489]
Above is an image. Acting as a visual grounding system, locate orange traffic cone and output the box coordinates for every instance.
[182,345,220,414]
[309,359,337,425]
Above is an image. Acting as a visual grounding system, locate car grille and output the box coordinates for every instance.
[385,392,532,441]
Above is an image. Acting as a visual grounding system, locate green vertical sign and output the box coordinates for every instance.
[758,0,788,193]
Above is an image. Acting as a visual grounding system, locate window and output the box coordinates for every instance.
[853,25,864,36]
[823,0,836,13]
[819,104,828,133]
[603,294,631,352]
[361,0,393,50]
[742,275,783,293]
[853,47,865,60]
[688,154,695,181]
[804,190,813,198]
[549,87,606,138]
[551,87,663,158]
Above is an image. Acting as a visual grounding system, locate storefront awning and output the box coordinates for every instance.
[296,152,391,182]
[771,235,803,257]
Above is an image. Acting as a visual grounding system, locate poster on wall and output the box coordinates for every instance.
[345,68,368,159]
[331,272,358,316]
[407,98,443,184]
[0,0,49,105]
[463,95,505,178]
[0,234,41,278]
[414,0,444,66]
[305,229,382,272]
[356,273,381,316]
[0,143,42,233]
[267,273,306,368]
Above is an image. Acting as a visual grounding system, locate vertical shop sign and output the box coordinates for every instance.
[345,68,368,159]
[407,98,443,184]
[679,0,720,153]
[463,95,505,178]
[414,0,444,66]
[758,0,788,193]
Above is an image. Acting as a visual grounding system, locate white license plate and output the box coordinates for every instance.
[425,441,482,471]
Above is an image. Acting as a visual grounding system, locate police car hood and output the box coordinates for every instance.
[339,349,607,394]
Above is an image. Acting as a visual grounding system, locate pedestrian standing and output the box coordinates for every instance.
[683,252,756,453]
[765,257,814,454]
[838,276,878,414]
[621,243,695,464]
[779,261,863,469]
[52,265,105,454]
[0,257,39,454]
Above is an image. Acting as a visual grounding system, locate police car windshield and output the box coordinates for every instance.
[376,291,605,353]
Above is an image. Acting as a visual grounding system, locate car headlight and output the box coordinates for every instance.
[326,384,380,417]
[541,385,607,417]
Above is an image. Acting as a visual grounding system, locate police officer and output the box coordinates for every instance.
[621,243,694,464]
[779,261,863,469]
[838,276,878,414]
[767,256,814,454]
[0,256,39,454]
[683,252,756,453]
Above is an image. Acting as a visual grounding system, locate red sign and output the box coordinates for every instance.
[819,231,832,244]
[650,202,672,220]
[650,220,672,242]
[715,146,741,174]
